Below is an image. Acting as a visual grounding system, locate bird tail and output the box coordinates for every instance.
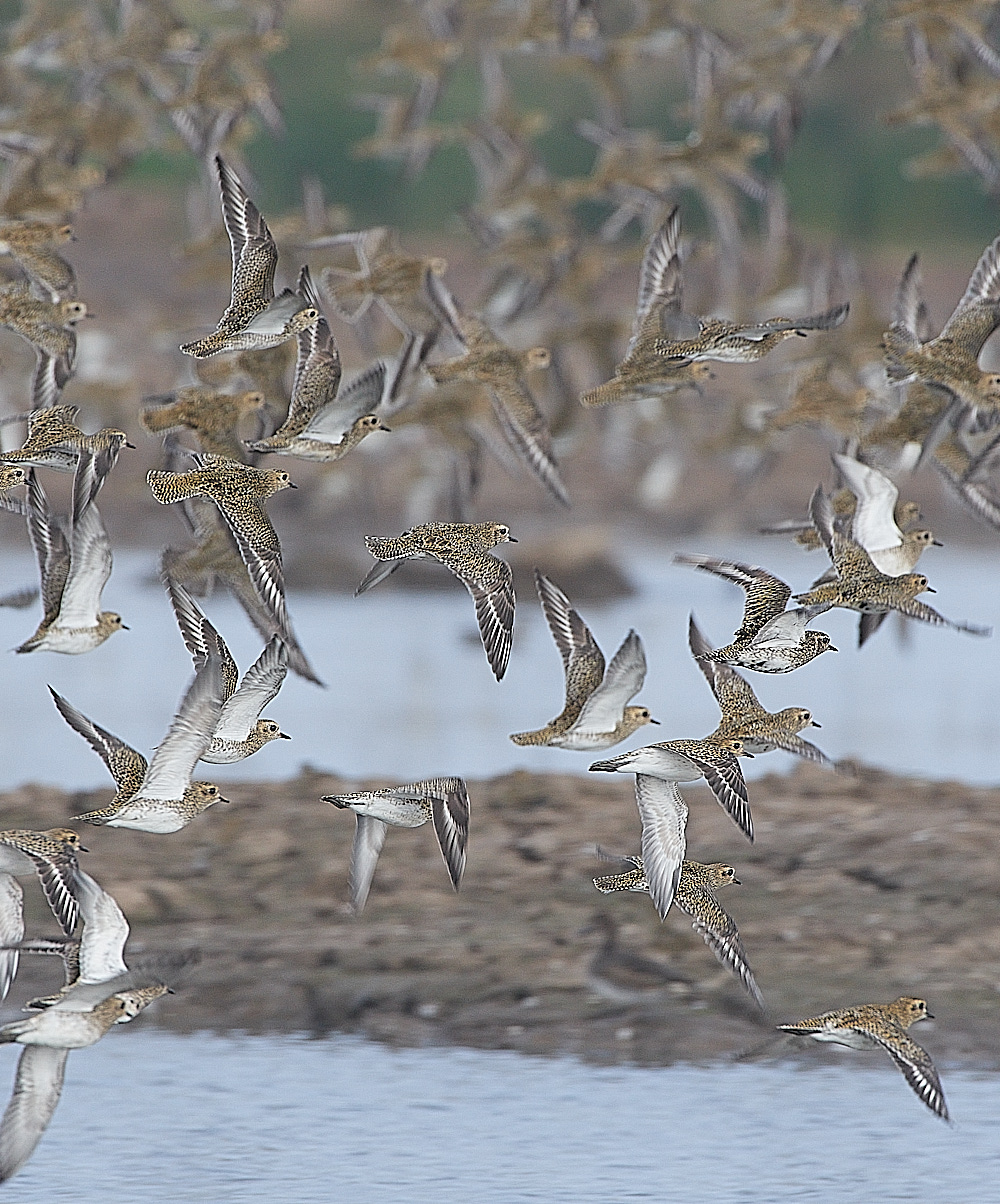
[509,728,551,746]
[882,324,919,383]
[140,403,179,433]
[580,379,622,407]
[147,470,199,505]
[355,558,402,596]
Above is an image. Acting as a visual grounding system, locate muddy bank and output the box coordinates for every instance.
[2,762,998,1068]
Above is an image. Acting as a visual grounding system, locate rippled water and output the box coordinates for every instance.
[3,1031,996,1203]
[0,537,998,790]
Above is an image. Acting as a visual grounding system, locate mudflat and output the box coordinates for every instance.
[2,761,996,1067]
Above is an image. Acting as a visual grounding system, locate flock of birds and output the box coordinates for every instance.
[1,0,1000,1186]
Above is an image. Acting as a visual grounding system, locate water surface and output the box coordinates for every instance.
[0,538,997,789]
[4,1031,996,1203]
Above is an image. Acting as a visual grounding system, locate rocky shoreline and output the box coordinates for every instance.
[2,762,997,1070]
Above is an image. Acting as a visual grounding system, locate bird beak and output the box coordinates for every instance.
[925,1011,934,1019]
[932,540,943,546]
[648,717,660,725]
[811,721,821,729]
[925,586,936,593]
[377,422,391,432]
[742,751,754,758]
[288,481,298,488]
[78,844,89,853]
[828,644,838,652]
[217,796,230,805]
[279,732,292,740]
[507,537,518,542]
[166,986,175,994]
[733,877,742,885]
[121,624,130,630]
[126,442,136,449]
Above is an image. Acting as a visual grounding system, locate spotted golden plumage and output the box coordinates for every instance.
[641,209,847,363]
[688,615,830,764]
[141,386,267,461]
[778,997,948,1120]
[0,219,76,300]
[589,737,750,918]
[883,237,1000,438]
[52,622,228,832]
[180,156,319,358]
[156,439,322,687]
[510,570,656,748]
[675,553,836,673]
[246,265,390,461]
[580,209,713,406]
[794,486,991,638]
[357,520,516,680]
[1,405,130,480]
[426,311,569,506]
[148,453,294,566]
[592,850,765,1010]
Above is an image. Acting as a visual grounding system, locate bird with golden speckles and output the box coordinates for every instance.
[426,310,568,506]
[795,486,990,639]
[246,264,390,461]
[16,453,127,655]
[180,156,319,359]
[778,997,948,1120]
[580,208,714,408]
[0,219,75,300]
[60,621,229,833]
[675,554,836,673]
[141,386,267,461]
[357,521,516,681]
[510,569,657,749]
[589,736,751,919]
[1,405,131,480]
[688,614,830,765]
[883,237,1000,439]
[593,849,765,1010]
[163,573,291,764]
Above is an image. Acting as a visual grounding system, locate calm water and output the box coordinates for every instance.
[0,538,998,790]
[2,1030,996,1202]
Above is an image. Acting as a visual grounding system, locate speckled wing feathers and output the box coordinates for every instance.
[48,687,148,797]
[864,1026,948,1120]
[675,880,765,1010]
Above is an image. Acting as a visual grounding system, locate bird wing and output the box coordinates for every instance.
[857,1021,949,1120]
[54,461,112,628]
[303,360,387,441]
[630,207,682,349]
[427,777,469,891]
[24,470,70,625]
[939,233,1000,357]
[889,597,991,636]
[451,552,515,682]
[676,883,765,1010]
[163,574,238,703]
[634,774,688,920]
[487,378,570,507]
[685,749,753,842]
[214,637,287,741]
[0,877,23,1002]
[534,569,603,676]
[892,253,931,340]
[832,454,902,552]
[688,614,764,717]
[349,814,389,914]
[242,289,305,336]
[216,154,276,306]
[48,687,148,794]
[768,731,831,765]
[29,851,78,939]
[573,630,647,735]
[674,553,791,639]
[72,869,129,984]
[753,601,833,647]
[139,625,225,800]
[810,485,877,578]
[0,1046,69,1185]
